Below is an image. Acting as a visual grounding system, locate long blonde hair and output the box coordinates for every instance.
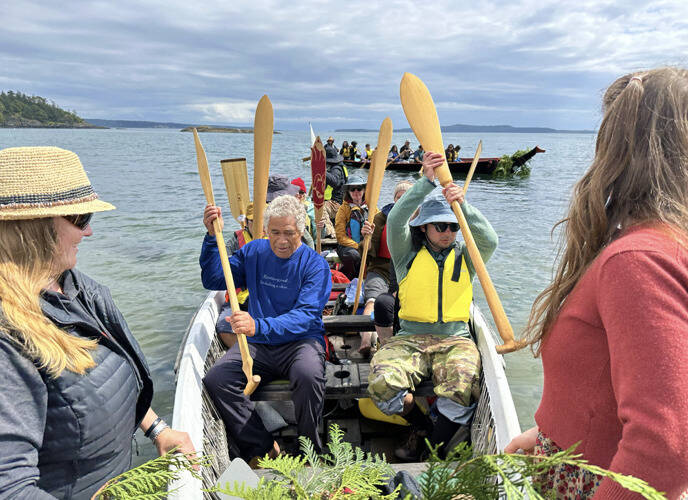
[0,218,97,376]
[525,67,688,354]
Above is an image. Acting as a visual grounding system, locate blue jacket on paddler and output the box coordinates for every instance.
[200,236,331,347]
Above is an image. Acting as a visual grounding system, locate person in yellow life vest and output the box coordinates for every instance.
[339,140,351,160]
[363,143,373,163]
[367,151,498,462]
[445,143,460,162]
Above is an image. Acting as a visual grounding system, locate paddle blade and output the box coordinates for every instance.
[311,136,327,210]
[221,158,250,223]
[400,73,452,186]
[193,128,215,205]
[253,95,273,238]
[366,117,393,214]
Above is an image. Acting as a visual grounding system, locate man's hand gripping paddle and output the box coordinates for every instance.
[400,73,524,354]
[193,129,261,395]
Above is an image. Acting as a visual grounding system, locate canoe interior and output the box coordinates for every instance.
[171,291,520,499]
[195,308,506,497]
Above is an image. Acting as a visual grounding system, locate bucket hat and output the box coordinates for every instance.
[344,172,367,188]
[409,189,457,226]
[266,174,300,202]
[0,146,115,220]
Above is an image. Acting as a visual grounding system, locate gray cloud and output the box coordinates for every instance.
[2,0,687,129]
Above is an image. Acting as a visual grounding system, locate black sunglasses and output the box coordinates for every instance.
[349,186,365,192]
[63,213,93,230]
[431,222,459,233]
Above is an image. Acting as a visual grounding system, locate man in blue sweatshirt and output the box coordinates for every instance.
[200,195,332,464]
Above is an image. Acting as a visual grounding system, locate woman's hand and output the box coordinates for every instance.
[203,204,223,236]
[361,220,375,237]
[504,425,539,454]
[422,152,445,182]
[229,311,256,336]
[442,183,465,205]
[154,428,198,469]
[316,216,326,230]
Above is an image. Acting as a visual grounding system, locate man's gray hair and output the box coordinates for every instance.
[264,194,306,233]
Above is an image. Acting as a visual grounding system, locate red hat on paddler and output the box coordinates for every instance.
[291,177,307,194]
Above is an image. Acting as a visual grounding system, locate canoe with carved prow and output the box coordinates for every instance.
[344,145,544,175]
[169,291,520,499]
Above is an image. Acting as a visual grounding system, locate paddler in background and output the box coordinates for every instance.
[334,173,375,280]
[321,136,348,239]
[359,179,414,357]
[363,143,373,162]
[445,144,460,162]
[367,151,498,462]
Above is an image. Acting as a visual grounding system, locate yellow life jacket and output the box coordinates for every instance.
[341,146,350,157]
[366,148,374,159]
[324,165,349,201]
[398,246,472,323]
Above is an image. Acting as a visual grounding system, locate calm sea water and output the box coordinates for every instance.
[0,128,596,463]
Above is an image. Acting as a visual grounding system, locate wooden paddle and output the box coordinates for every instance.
[193,129,260,395]
[220,158,250,226]
[352,118,393,313]
[463,140,482,195]
[400,73,524,354]
[253,95,273,238]
[310,136,327,253]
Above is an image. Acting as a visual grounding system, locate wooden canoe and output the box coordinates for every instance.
[170,290,520,498]
[344,145,544,175]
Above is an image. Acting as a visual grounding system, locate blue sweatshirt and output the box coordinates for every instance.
[200,235,332,347]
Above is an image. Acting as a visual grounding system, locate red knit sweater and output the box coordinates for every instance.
[535,226,688,499]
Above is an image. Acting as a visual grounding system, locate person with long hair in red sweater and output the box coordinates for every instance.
[506,68,688,498]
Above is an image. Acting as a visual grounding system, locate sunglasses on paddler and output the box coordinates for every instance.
[431,221,460,233]
[63,213,93,230]
[349,186,365,192]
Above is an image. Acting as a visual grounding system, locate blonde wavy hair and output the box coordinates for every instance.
[525,67,688,354]
[0,218,97,376]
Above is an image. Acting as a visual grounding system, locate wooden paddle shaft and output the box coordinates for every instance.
[193,128,260,394]
[448,196,522,354]
[314,205,323,254]
[352,117,393,312]
[352,236,371,312]
[211,223,261,394]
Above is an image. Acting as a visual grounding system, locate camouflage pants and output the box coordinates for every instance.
[368,334,481,409]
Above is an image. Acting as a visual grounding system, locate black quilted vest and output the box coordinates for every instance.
[36,269,153,498]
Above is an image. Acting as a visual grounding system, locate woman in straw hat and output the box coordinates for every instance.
[505,68,688,497]
[0,147,194,498]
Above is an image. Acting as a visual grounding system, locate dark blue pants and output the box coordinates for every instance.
[203,338,326,460]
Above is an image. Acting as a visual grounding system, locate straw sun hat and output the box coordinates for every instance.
[0,146,115,220]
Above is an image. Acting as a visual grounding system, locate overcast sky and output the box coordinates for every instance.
[3,0,688,130]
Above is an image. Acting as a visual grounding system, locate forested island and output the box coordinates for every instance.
[0,91,103,128]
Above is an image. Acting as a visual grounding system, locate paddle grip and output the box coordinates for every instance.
[213,221,262,392]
